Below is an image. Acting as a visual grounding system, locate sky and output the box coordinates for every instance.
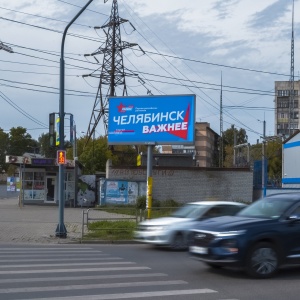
[0,0,299,146]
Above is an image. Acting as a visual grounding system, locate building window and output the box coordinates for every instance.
[23,170,45,200]
[278,90,289,96]
[64,171,75,203]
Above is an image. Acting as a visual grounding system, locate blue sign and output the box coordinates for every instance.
[108,95,195,145]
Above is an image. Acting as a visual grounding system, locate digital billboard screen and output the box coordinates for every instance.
[108,95,195,145]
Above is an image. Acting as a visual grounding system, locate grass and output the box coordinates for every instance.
[83,220,137,240]
[82,201,181,240]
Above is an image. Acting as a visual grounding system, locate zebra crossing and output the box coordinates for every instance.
[0,245,219,300]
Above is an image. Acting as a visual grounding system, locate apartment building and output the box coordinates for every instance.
[275,80,300,138]
[161,122,219,167]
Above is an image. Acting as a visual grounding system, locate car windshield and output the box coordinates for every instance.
[237,198,295,219]
[171,204,207,218]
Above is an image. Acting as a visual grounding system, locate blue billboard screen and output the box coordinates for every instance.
[108,95,195,145]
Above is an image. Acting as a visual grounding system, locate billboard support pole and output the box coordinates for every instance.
[146,144,154,219]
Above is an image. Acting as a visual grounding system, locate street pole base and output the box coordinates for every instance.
[55,223,67,238]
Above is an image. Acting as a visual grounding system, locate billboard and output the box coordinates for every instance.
[108,95,195,145]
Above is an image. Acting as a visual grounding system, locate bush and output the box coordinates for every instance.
[161,199,180,208]
[136,195,146,209]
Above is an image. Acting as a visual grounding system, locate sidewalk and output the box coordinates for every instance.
[0,197,84,244]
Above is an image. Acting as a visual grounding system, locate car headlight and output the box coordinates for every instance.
[147,226,167,231]
[215,230,246,237]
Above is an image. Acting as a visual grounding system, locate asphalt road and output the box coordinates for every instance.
[0,243,300,300]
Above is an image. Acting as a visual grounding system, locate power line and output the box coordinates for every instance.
[138,49,292,78]
[0,78,95,97]
[0,6,92,28]
[0,17,102,43]
[0,91,47,128]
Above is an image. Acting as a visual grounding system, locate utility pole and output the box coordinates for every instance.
[288,0,295,137]
[219,72,223,167]
[262,120,266,197]
[233,125,236,167]
[83,0,141,143]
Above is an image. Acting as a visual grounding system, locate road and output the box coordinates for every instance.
[0,243,300,300]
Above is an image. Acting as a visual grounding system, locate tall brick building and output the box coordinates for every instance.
[161,122,219,167]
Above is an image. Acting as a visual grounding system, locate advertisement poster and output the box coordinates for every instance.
[7,177,18,192]
[108,95,195,145]
[106,181,128,204]
[102,180,146,205]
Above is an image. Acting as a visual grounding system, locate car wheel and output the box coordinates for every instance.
[170,232,186,251]
[246,242,279,278]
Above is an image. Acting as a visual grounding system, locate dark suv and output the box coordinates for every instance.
[189,193,300,278]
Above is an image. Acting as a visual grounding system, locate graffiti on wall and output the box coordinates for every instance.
[77,175,96,207]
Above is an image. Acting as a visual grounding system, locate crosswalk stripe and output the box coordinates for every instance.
[0,250,101,254]
[21,289,218,300]
[0,257,122,263]
[0,253,110,258]
[0,248,94,251]
[0,266,150,274]
[0,280,187,294]
[0,261,134,268]
[0,273,167,284]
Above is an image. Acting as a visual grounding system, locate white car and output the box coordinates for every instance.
[134,201,246,250]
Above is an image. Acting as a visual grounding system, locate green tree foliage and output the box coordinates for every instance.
[223,144,234,167]
[8,127,36,156]
[266,140,282,182]
[223,125,248,146]
[111,145,139,166]
[69,136,113,174]
[222,126,248,167]
[249,139,282,181]
[38,133,56,158]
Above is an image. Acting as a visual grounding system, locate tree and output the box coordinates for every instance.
[71,136,113,174]
[223,144,234,167]
[222,125,248,167]
[223,125,248,147]
[38,133,57,158]
[249,139,282,184]
[266,139,282,185]
[8,127,35,156]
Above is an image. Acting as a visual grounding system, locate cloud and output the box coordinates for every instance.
[212,0,240,20]
[248,0,292,29]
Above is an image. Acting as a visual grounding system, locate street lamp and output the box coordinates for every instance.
[56,0,95,238]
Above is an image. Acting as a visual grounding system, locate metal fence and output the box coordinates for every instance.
[81,206,179,239]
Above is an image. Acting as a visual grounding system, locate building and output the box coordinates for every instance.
[282,129,300,188]
[161,122,219,167]
[275,80,300,138]
[5,153,80,206]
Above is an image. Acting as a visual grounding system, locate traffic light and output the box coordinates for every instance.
[137,154,141,166]
[57,150,66,165]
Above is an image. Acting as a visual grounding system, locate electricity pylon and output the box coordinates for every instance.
[84,0,140,143]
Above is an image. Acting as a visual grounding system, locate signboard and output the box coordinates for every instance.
[108,95,196,145]
[32,158,55,166]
